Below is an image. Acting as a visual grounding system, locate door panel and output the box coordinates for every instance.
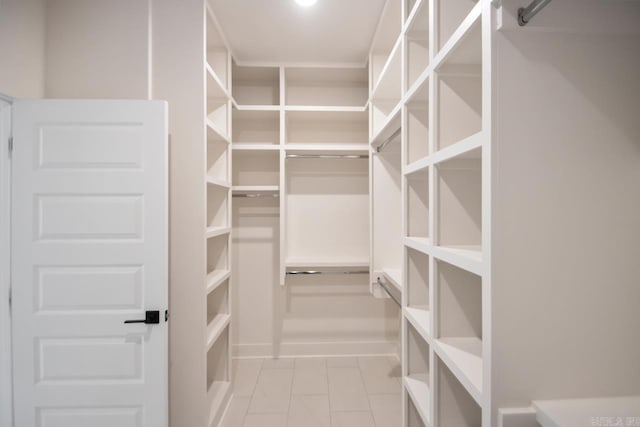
[11,100,168,427]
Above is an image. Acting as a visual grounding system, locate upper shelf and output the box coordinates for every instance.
[232,64,280,106]
[285,67,368,108]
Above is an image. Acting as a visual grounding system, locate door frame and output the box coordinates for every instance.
[0,93,13,427]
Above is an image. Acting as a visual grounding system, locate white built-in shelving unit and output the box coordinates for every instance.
[204,6,233,427]
[369,0,490,425]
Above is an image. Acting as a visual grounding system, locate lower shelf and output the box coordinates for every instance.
[207,380,232,427]
[434,337,483,405]
[404,374,431,426]
[404,306,432,342]
[206,314,231,351]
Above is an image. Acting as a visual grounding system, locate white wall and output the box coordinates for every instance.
[0,0,45,98]
[44,0,151,99]
[492,3,640,422]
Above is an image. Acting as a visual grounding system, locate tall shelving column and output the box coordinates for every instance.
[204,6,233,426]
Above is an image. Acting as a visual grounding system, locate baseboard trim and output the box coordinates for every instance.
[233,340,398,359]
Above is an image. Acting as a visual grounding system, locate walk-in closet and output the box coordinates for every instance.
[1,0,639,426]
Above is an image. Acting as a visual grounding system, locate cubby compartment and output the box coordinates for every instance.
[404,320,431,425]
[371,100,401,142]
[207,279,229,327]
[370,0,402,90]
[437,0,479,51]
[206,8,229,90]
[407,393,427,427]
[232,110,279,147]
[206,327,230,423]
[436,148,481,251]
[207,234,230,278]
[405,78,429,165]
[207,99,230,138]
[285,67,367,107]
[406,247,429,318]
[406,169,429,241]
[285,157,369,266]
[435,260,482,401]
[285,110,368,147]
[207,185,229,230]
[206,139,229,181]
[436,21,482,150]
[232,65,279,106]
[405,0,430,91]
[435,356,481,427]
[232,151,279,188]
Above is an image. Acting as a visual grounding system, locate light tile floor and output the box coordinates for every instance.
[221,356,402,427]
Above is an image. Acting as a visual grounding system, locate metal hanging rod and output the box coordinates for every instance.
[375,128,401,153]
[518,0,553,26]
[232,193,279,198]
[286,270,369,275]
[286,154,368,160]
[377,277,400,306]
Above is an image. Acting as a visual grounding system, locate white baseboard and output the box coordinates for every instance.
[233,340,398,359]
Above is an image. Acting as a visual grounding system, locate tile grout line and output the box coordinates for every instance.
[240,358,264,426]
[355,357,378,426]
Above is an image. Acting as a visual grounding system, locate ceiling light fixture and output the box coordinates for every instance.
[295,0,317,7]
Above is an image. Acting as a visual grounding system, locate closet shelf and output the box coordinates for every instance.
[370,102,401,148]
[206,118,231,144]
[207,381,232,427]
[206,63,231,100]
[284,144,369,153]
[206,314,231,351]
[205,226,231,239]
[206,270,231,295]
[206,176,231,189]
[404,306,432,343]
[405,157,429,176]
[404,374,431,426]
[232,185,279,194]
[429,131,483,167]
[284,105,366,113]
[434,337,483,405]
[431,245,483,277]
[233,102,280,111]
[382,268,402,293]
[403,236,432,255]
[402,0,426,35]
[371,35,403,100]
[285,257,369,269]
[231,144,280,151]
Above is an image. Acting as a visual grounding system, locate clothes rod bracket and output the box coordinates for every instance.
[376,277,400,306]
[518,0,552,26]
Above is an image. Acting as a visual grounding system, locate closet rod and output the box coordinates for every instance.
[286,270,369,275]
[377,277,400,306]
[286,154,369,160]
[232,193,279,198]
[375,128,401,153]
[518,0,553,26]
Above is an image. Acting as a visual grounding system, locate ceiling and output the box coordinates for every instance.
[209,0,386,66]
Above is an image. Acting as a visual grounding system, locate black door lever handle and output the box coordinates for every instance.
[124,310,160,324]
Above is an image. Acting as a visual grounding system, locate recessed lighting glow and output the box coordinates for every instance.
[295,0,317,6]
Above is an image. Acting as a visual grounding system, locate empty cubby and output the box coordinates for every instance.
[285,110,368,145]
[207,279,229,326]
[437,0,479,51]
[207,99,230,137]
[207,139,228,181]
[206,185,229,229]
[206,327,229,391]
[232,64,279,106]
[407,321,430,384]
[406,169,429,240]
[285,67,368,107]
[207,234,229,277]
[436,148,481,249]
[436,21,482,150]
[405,78,429,165]
[436,260,481,340]
[436,356,481,427]
[407,394,427,427]
[406,247,429,311]
[405,0,429,91]
[232,151,279,187]
[232,110,280,146]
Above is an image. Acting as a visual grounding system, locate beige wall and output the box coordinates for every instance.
[491,25,640,422]
[0,0,45,98]
[44,0,150,99]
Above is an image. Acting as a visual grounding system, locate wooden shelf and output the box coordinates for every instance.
[431,245,482,276]
[206,118,231,144]
[206,314,231,351]
[206,270,231,294]
[434,337,483,405]
[370,100,401,148]
[233,103,279,111]
[284,143,369,153]
[205,226,231,239]
[371,35,403,100]
[231,144,280,151]
[404,374,431,426]
[285,105,366,113]
[403,236,432,255]
[286,257,369,269]
[206,63,231,100]
[404,306,431,342]
[232,185,279,194]
[382,268,402,293]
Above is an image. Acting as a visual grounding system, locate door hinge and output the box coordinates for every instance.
[8,136,13,157]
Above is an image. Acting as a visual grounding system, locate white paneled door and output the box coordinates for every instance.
[10,100,168,427]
